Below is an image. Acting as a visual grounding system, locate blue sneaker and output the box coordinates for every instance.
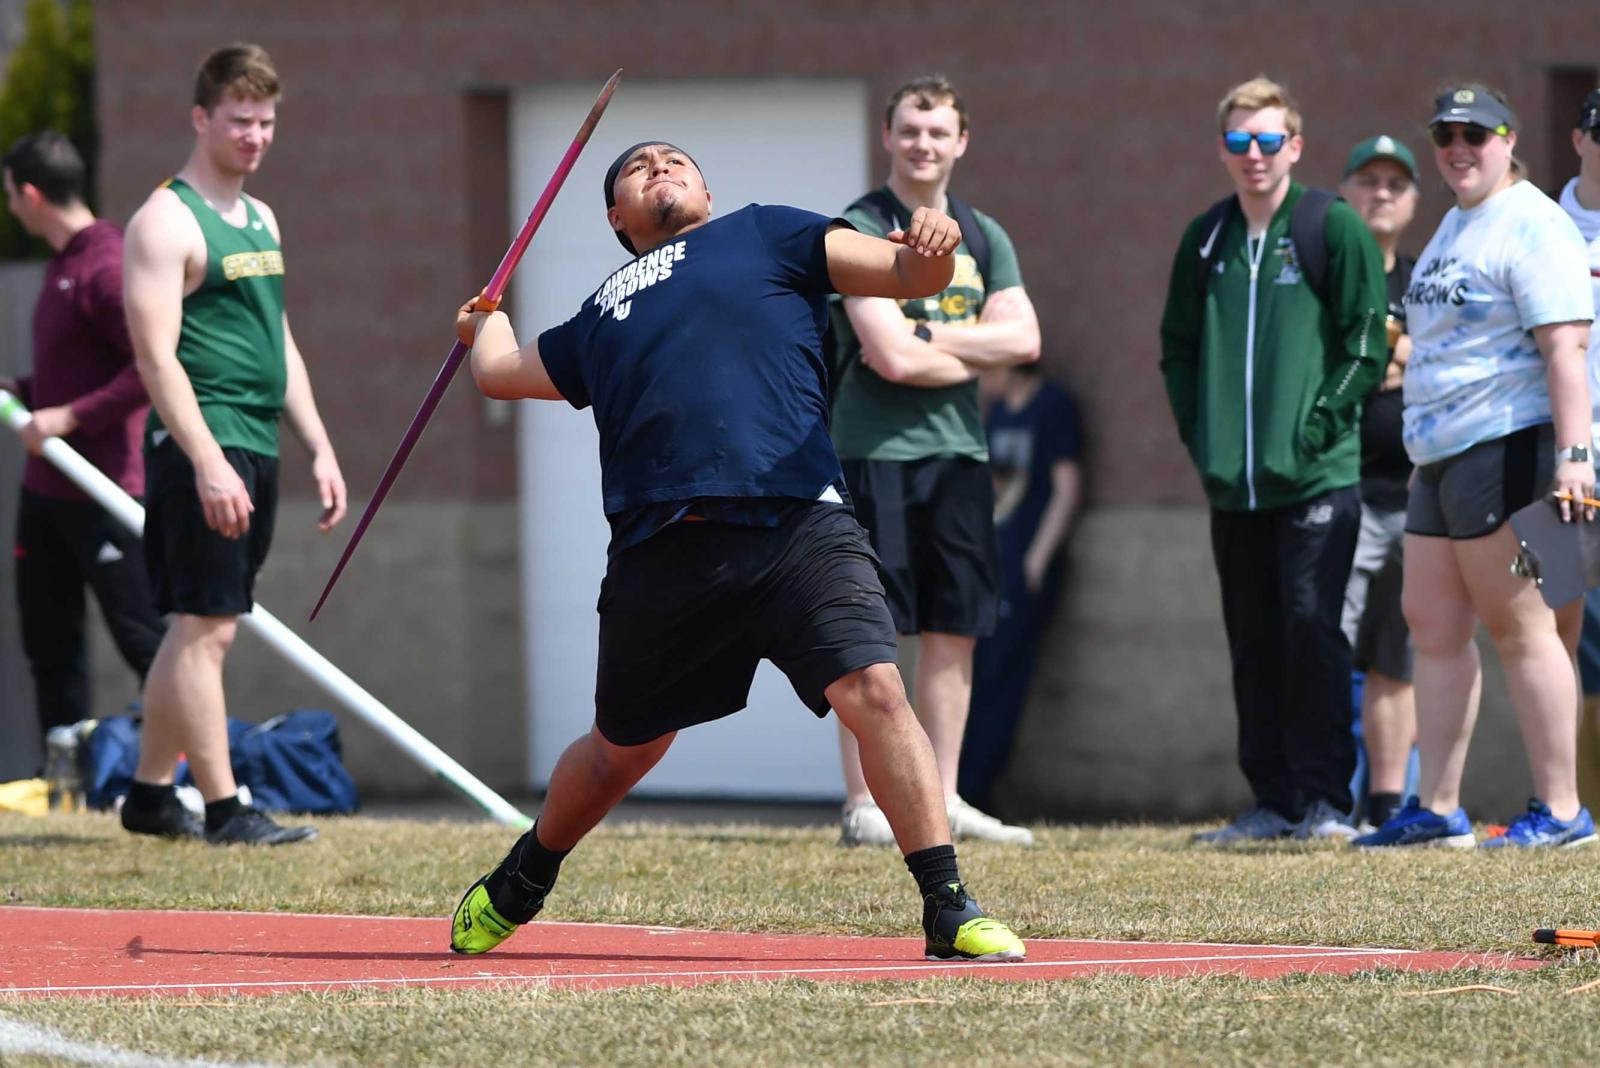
[1351,797,1476,849]
[1480,799,1597,849]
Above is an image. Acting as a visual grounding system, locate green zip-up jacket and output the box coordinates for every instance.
[1159,182,1387,512]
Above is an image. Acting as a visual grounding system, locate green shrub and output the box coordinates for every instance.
[0,0,94,260]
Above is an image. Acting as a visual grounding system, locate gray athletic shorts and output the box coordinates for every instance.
[1341,501,1412,681]
[1406,424,1552,541]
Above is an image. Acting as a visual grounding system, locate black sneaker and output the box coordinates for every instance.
[922,881,1025,962]
[204,806,318,846]
[120,793,203,839]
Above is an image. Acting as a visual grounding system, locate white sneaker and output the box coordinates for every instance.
[839,801,896,847]
[1294,799,1359,841]
[946,796,1035,846]
[1191,806,1294,845]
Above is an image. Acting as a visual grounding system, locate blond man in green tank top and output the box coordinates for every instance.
[121,44,346,845]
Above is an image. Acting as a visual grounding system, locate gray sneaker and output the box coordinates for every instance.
[1192,806,1294,845]
[839,801,897,847]
[1293,799,1359,841]
[947,796,1035,846]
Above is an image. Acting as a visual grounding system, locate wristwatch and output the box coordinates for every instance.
[1556,444,1591,463]
[913,322,932,343]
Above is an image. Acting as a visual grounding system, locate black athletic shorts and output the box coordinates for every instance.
[840,456,999,637]
[144,437,279,616]
[593,503,899,747]
[1406,423,1552,540]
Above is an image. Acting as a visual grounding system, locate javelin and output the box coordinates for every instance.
[1534,928,1600,949]
[310,69,622,621]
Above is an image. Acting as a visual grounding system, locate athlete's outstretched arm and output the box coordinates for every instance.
[457,299,565,402]
[824,209,959,299]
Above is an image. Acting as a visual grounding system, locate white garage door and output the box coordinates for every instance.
[511,78,870,798]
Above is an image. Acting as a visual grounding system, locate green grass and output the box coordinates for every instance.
[3,810,1600,1066]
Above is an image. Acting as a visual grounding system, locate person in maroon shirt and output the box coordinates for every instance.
[2,131,165,766]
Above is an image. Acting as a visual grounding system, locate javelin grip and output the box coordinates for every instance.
[310,69,621,621]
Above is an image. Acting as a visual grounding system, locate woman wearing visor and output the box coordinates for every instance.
[1355,85,1597,848]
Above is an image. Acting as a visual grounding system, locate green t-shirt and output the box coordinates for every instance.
[147,178,287,458]
[828,187,1024,461]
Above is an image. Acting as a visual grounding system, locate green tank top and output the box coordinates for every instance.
[147,177,287,457]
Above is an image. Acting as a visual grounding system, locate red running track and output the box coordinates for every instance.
[0,907,1541,999]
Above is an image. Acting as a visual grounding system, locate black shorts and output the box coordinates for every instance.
[1406,423,1552,540]
[144,438,279,616]
[840,456,999,637]
[593,504,899,747]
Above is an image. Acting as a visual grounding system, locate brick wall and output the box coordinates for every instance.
[73,0,1600,813]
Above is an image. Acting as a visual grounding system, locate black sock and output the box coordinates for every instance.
[1368,793,1404,826]
[128,780,177,810]
[904,844,962,898]
[204,794,246,833]
[485,821,569,923]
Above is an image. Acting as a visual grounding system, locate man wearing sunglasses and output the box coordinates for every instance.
[1160,77,1388,844]
[1337,136,1422,832]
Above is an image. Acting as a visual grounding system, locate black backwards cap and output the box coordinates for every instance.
[602,140,702,254]
[1579,89,1600,133]
[1428,85,1517,133]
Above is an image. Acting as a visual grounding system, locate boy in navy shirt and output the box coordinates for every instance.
[448,142,1024,963]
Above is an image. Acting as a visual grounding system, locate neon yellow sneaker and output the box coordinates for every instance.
[450,876,527,955]
[923,882,1025,962]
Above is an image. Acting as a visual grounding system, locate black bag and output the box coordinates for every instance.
[81,709,359,814]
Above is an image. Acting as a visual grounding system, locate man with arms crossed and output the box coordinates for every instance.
[120,44,346,844]
[2,131,166,766]
[1161,77,1387,843]
[449,141,1024,963]
[830,76,1041,846]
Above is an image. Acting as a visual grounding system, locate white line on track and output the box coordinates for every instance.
[0,1014,281,1068]
[0,908,1428,952]
[2,947,1418,996]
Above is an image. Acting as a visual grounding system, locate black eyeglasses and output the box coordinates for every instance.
[1223,130,1288,155]
[1429,123,1506,149]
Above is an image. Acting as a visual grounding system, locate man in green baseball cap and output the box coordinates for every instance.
[1337,133,1421,831]
[1345,135,1419,186]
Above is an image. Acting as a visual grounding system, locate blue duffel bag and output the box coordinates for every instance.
[82,710,359,814]
[229,710,359,815]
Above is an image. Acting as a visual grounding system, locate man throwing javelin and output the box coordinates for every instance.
[449,141,1024,963]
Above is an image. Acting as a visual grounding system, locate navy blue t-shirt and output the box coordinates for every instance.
[986,378,1083,563]
[538,204,851,555]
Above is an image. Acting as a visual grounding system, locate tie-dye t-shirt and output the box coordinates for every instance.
[1401,180,1594,465]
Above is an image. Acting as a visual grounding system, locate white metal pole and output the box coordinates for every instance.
[1,388,530,826]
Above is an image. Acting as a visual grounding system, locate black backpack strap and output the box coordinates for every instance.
[1194,195,1236,305]
[845,187,904,235]
[1289,188,1337,304]
[826,190,901,409]
[944,192,992,290]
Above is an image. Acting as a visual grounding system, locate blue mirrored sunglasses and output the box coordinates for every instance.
[1223,130,1289,155]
